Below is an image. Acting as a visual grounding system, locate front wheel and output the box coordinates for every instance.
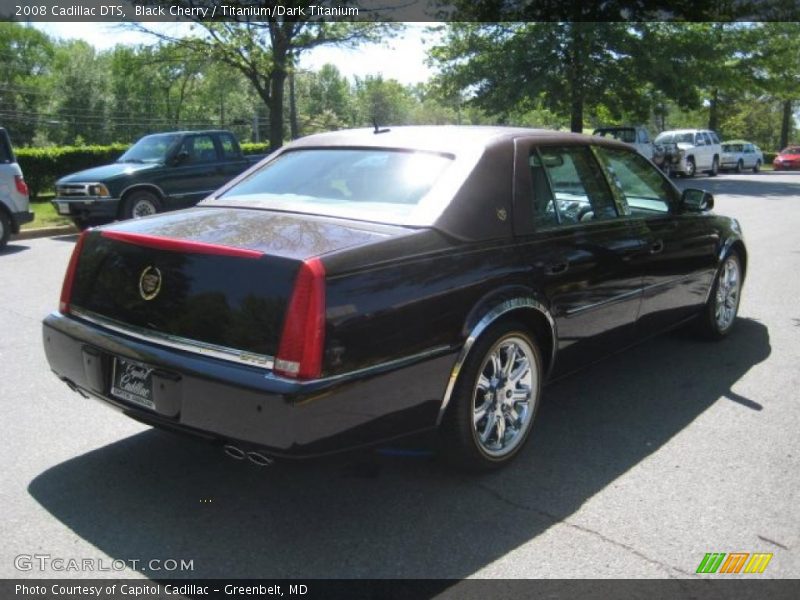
[440,321,542,470]
[695,252,742,340]
[684,157,696,178]
[753,160,761,173]
[121,191,161,220]
[735,159,743,173]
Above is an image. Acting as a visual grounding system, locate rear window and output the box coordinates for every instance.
[655,132,695,145]
[218,148,453,223]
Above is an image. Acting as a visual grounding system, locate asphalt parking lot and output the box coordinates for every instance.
[0,171,798,581]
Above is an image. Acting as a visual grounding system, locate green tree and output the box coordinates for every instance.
[749,22,800,149]
[0,23,54,145]
[134,8,395,148]
[430,23,661,133]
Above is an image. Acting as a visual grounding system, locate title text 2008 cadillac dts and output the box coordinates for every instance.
[43,127,746,470]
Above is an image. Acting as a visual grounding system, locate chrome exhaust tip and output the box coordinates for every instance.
[223,444,246,460]
[246,451,274,467]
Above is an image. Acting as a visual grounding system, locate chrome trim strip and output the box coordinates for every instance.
[564,287,642,317]
[66,309,452,385]
[436,298,557,426]
[270,345,455,387]
[70,307,275,369]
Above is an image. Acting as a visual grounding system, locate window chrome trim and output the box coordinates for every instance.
[437,297,557,426]
[70,307,275,369]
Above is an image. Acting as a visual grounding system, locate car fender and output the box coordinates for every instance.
[437,291,558,426]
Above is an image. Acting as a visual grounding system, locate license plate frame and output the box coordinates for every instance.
[110,357,156,410]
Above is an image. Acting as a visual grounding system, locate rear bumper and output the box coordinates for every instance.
[42,311,452,457]
[11,210,34,232]
[52,197,120,222]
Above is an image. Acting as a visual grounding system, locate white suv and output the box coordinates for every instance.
[654,129,722,177]
[1,127,34,249]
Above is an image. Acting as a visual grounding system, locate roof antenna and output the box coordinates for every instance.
[372,118,390,134]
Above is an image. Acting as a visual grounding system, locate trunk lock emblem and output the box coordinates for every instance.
[139,266,162,301]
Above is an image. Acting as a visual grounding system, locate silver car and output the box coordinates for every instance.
[720,140,763,173]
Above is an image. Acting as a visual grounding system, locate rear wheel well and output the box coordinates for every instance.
[0,202,15,234]
[729,240,747,277]
[491,308,555,376]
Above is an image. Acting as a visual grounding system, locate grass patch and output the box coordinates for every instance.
[23,199,73,230]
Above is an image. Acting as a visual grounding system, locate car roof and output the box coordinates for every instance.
[286,126,614,155]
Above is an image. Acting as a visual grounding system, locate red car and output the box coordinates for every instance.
[773,146,800,170]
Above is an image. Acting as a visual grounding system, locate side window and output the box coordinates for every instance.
[0,133,11,163]
[219,134,239,160]
[638,129,650,144]
[595,146,676,215]
[695,133,706,146]
[537,145,619,225]
[528,151,559,228]
[710,131,721,145]
[181,135,217,164]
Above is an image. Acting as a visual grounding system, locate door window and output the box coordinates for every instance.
[530,146,619,227]
[595,146,676,215]
[219,134,240,160]
[181,135,217,164]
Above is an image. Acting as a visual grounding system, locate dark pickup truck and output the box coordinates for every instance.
[53,130,265,228]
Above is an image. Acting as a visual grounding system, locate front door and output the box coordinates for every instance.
[593,146,719,337]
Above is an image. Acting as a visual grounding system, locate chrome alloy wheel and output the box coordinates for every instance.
[472,334,538,458]
[715,255,740,332]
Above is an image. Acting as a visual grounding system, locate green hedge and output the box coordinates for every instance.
[17,144,130,200]
[763,152,777,165]
[17,141,272,200]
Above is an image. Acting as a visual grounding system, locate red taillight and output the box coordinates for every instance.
[59,231,88,314]
[14,175,28,197]
[274,258,326,380]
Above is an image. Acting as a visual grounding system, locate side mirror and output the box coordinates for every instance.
[171,150,189,166]
[681,188,714,212]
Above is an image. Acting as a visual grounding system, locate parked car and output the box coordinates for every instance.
[592,125,681,176]
[720,140,763,173]
[52,130,266,229]
[773,146,800,170]
[654,129,722,177]
[0,127,34,249]
[43,126,747,471]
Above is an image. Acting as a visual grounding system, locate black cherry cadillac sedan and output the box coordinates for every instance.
[42,127,746,470]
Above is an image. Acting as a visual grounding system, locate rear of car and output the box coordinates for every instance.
[0,127,34,248]
[42,136,465,457]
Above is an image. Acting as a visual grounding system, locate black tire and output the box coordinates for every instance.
[753,160,761,173]
[0,210,11,250]
[440,320,543,471]
[708,156,719,177]
[121,190,161,220]
[684,157,696,178]
[735,159,743,173]
[695,252,742,340]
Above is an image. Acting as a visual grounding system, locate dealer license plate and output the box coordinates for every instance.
[110,358,155,410]
[56,203,71,215]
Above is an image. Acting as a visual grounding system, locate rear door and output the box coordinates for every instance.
[593,146,718,337]
[513,140,645,377]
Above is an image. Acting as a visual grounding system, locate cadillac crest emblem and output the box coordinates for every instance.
[138,266,162,301]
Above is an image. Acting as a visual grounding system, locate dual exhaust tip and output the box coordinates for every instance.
[223,444,274,467]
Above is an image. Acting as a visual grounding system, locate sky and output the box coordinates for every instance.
[32,22,437,85]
